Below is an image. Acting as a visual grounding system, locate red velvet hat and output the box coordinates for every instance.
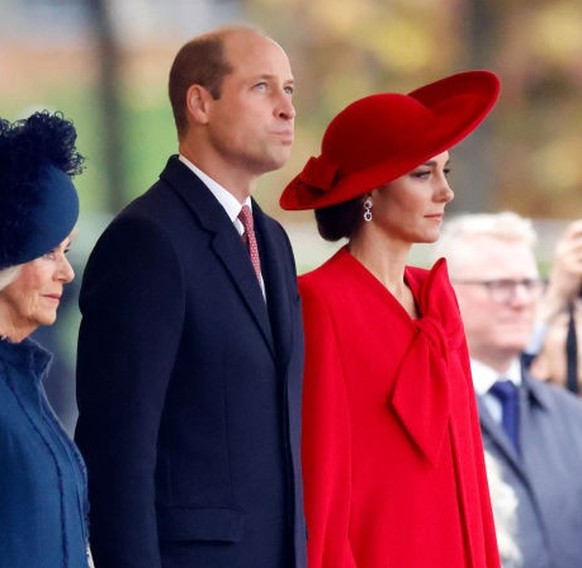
[280,70,500,211]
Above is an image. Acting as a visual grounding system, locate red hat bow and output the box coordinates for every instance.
[297,155,339,193]
[280,70,500,211]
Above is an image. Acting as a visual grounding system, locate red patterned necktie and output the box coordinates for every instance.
[238,205,262,281]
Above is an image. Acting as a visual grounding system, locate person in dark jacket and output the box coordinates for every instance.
[75,25,306,568]
[0,111,91,567]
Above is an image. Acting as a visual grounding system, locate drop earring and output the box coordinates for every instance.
[363,198,373,222]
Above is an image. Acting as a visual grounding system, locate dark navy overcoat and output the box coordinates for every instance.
[75,156,306,568]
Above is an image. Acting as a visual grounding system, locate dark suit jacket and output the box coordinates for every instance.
[478,370,582,568]
[75,156,306,568]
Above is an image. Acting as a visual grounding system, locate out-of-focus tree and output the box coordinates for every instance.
[248,0,582,220]
[248,0,497,217]
[489,0,582,218]
[87,0,127,214]
[3,0,582,218]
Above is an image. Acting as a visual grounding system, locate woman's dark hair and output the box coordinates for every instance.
[315,195,366,241]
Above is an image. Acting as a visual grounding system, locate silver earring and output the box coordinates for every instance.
[363,198,373,222]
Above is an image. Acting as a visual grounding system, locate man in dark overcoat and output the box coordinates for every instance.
[75,25,306,568]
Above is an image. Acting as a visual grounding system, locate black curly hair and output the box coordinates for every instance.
[0,109,84,178]
[0,111,84,268]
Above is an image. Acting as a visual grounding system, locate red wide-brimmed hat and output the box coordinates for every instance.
[280,70,500,211]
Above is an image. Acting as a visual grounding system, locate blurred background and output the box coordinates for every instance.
[2,0,582,431]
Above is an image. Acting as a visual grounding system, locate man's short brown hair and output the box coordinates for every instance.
[168,30,233,137]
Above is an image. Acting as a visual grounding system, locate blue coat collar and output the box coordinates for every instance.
[0,336,52,385]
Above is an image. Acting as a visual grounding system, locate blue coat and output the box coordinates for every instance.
[478,372,582,568]
[75,156,306,568]
[0,337,89,567]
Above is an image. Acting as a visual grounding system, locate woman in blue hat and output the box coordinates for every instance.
[0,111,91,567]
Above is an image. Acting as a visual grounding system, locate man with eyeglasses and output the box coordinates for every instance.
[436,211,582,568]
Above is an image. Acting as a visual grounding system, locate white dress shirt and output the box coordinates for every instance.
[178,155,265,297]
[471,357,522,424]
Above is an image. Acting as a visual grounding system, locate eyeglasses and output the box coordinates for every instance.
[452,278,546,303]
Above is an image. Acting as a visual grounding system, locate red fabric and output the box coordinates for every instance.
[299,247,500,568]
[280,71,500,211]
[238,205,262,281]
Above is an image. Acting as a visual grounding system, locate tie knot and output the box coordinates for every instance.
[238,205,254,233]
[490,379,517,402]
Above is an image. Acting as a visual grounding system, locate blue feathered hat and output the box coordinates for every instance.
[0,111,84,269]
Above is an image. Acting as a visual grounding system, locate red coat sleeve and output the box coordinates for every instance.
[461,337,502,566]
[451,287,501,567]
[299,280,358,568]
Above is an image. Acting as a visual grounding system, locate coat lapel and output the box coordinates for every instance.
[211,229,274,352]
[478,395,523,472]
[160,157,275,357]
[253,202,294,372]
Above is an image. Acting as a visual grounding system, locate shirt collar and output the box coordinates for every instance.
[471,357,522,396]
[178,155,252,226]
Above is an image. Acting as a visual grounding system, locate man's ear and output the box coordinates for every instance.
[186,84,212,125]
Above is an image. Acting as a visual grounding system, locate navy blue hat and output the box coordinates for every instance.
[0,111,84,269]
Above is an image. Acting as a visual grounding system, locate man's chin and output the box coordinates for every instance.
[500,340,530,356]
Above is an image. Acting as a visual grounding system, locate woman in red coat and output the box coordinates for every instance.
[280,71,502,567]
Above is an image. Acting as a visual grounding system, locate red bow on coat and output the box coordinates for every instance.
[390,259,465,465]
